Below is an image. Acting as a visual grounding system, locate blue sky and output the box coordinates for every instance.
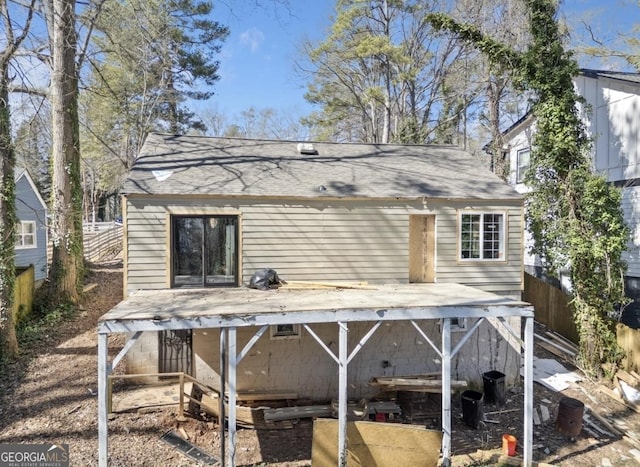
[207,0,639,119]
[209,1,334,118]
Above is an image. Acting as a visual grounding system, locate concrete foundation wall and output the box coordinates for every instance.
[192,318,521,401]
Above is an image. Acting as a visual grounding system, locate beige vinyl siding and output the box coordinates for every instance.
[125,196,422,295]
[432,200,523,293]
[124,195,523,296]
[241,205,408,283]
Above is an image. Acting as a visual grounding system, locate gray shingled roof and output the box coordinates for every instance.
[581,69,640,85]
[122,133,521,200]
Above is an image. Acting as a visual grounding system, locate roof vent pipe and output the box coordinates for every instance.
[297,143,318,155]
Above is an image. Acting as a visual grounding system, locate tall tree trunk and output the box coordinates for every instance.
[487,77,507,179]
[0,60,19,358]
[48,0,83,305]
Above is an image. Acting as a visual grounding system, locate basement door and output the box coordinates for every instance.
[159,330,193,375]
[409,215,436,283]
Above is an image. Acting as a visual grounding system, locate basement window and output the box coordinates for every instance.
[440,318,468,332]
[270,324,300,340]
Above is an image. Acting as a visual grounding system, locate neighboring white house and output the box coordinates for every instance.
[14,169,48,284]
[502,69,640,324]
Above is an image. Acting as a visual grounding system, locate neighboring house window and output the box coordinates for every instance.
[516,148,530,183]
[16,221,37,249]
[460,212,505,261]
[271,324,300,339]
[172,215,238,287]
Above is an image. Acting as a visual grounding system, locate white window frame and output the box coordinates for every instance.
[270,324,300,340]
[516,148,530,183]
[459,211,506,261]
[16,220,37,249]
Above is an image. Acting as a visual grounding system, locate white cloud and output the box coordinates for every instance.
[239,27,265,53]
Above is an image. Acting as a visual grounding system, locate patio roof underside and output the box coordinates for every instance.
[97,283,535,467]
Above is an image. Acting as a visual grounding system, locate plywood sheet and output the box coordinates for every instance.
[311,419,441,467]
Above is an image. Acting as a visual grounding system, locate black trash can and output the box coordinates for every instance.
[461,390,484,429]
[483,370,506,406]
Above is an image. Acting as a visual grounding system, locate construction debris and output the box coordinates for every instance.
[160,430,217,465]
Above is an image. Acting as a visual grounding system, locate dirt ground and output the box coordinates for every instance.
[2,257,640,466]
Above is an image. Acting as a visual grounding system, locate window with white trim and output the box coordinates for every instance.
[270,324,300,339]
[516,148,530,183]
[16,221,37,249]
[460,212,505,261]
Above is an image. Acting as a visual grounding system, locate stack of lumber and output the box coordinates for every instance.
[370,373,467,393]
[534,330,578,360]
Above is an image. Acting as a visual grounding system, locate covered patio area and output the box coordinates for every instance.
[97,283,535,466]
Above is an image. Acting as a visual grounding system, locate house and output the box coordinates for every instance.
[502,69,640,324]
[98,133,536,466]
[14,169,48,284]
[117,133,526,396]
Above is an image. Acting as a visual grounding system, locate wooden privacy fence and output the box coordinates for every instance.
[523,273,579,344]
[83,223,123,262]
[524,273,640,371]
[13,265,35,325]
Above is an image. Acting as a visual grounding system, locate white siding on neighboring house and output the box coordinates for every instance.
[575,75,640,182]
[506,73,640,279]
[622,187,640,278]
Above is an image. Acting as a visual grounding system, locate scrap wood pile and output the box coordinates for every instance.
[183,373,452,430]
[594,368,640,458]
[531,329,640,460]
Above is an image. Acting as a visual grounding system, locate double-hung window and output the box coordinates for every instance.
[172,215,238,287]
[460,212,505,261]
[516,148,530,183]
[16,221,37,249]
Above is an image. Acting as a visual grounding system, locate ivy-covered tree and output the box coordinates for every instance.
[0,0,36,358]
[428,0,629,376]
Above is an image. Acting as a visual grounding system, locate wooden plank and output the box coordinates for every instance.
[371,376,467,388]
[597,385,640,414]
[534,333,576,357]
[282,281,376,290]
[264,405,333,422]
[617,370,640,390]
[311,419,441,467]
[585,405,622,436]
[236,390,298,402]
